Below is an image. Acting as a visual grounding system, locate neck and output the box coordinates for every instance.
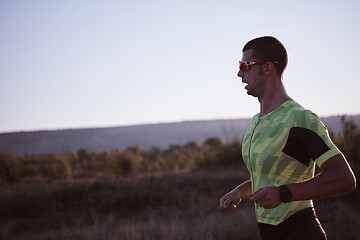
[258,78,291,117]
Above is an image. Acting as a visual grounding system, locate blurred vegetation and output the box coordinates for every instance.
[0,169,258,240]
[0,136,244,185]
[0,116,359,185]
[0,116,359,240]
[331,116,360,173]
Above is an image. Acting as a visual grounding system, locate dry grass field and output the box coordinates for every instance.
[0,168,258,240]
[1,117,359,239]
[0,166,359,240]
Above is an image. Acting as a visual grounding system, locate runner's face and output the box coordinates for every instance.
[237,49,265,98]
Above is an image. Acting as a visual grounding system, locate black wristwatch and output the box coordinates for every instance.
[279,185,293,203]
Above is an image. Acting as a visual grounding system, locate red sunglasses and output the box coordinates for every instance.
[239,61,278,72]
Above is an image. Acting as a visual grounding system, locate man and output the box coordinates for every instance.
[219,36,356,240]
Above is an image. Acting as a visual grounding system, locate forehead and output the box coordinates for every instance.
[241,49,256,61]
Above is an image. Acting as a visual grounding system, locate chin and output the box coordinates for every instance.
[246,90,255,96]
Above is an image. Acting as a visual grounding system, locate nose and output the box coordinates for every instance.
[237,69,244,78]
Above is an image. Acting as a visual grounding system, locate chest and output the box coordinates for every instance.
[242,118,293,168]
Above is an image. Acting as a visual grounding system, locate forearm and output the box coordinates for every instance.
[234,179,252,199]
[288,154,356,201]
[220,179,253,210]
[250,154,356,209]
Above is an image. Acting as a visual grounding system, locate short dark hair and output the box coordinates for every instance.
[243,36,288,76]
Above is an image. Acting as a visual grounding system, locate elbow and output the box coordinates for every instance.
[343,173,357,193]
[350,175,357,192]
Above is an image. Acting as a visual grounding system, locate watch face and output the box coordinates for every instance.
[281,190,292,202]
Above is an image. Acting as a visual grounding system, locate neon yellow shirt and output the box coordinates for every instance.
[242,100,341,225]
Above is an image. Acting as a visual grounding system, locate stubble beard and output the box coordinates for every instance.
[246,68,265,98]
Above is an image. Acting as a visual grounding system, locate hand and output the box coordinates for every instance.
[220,189,242,212]
[250,187,281,209]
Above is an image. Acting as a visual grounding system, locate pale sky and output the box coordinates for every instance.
[1,0,359,133]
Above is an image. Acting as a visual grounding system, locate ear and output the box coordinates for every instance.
[264,62,274,77]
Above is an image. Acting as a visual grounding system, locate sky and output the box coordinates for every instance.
[1,0,360,133]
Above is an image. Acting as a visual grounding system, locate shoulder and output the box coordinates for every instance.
[287,102,323,129]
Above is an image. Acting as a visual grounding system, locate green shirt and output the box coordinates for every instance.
[242,100,341,225]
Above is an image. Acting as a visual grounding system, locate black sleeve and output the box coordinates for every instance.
[282,127,330,166]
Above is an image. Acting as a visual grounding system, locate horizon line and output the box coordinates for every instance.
[1,113,359,134]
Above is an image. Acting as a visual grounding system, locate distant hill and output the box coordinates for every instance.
[0,115,359,155]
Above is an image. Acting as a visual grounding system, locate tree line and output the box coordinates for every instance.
[0,116,359,185]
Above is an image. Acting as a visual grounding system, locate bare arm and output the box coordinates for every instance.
[220,179,252,211]
[289,153,356,201]
[250,153,356,209]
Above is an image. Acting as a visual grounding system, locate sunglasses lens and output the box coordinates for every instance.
[240,62,249,71]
